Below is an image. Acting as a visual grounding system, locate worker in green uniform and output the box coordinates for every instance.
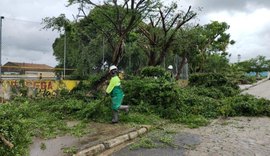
[106,65,129,123]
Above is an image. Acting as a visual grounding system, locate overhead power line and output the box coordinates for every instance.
[4,17,41,24]
[1,65,76,71]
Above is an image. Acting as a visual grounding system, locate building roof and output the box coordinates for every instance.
[3,62,54,71]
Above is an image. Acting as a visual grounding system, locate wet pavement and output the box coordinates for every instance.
[30,122,135,156]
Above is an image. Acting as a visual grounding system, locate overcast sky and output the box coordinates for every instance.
[0,0,78,67]
[189,0,270,62]
[0,0,269,67]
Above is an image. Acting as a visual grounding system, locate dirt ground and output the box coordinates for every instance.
[183,117,270,156]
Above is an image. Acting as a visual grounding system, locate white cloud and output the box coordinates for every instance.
[1,18,59,66]
[203,8,270,62]
[192,0,270,13]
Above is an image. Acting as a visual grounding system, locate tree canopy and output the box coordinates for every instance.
[43,0,239,85]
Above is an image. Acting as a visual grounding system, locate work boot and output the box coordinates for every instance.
[119,105,129,113]
[112,110,119,124]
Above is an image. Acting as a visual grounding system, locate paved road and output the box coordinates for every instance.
[242,79,270,100]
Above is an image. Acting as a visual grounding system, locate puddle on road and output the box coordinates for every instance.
[30,122,134,156]
[30,135,81,156]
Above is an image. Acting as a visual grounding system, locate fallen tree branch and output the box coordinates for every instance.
[0,134,14,149]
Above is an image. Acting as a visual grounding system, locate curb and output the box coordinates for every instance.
[74,125,151,156]
[240,78,269,91]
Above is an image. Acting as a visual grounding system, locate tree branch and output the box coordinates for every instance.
[0,134,14,149]
[167,13,180,32]
[159,8,167,34]
[139,26,156,44]
[156,6,196,65]
[150,17,154,27]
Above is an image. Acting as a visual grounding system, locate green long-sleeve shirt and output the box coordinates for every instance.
[106,75,124,110]
[106,76,121,94]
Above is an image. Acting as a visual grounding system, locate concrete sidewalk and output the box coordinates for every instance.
[239,78,269,91]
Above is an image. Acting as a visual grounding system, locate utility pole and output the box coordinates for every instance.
[63,31,66,79]
[102,36,105,65]
[0,16,4,79]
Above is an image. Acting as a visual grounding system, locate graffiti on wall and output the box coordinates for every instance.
[0,80,79,100]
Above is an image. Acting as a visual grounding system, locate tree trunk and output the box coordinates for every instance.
[112,37,125,66]
[256,72,260,79]
[91,72,110,91]
[176,56,187,80]
[92,37,125,91]
[147,50,157,66]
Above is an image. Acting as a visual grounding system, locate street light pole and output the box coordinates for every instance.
[0,16,4,79]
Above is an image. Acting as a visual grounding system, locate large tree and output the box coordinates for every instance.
[138,3,196,66]
[68,0,158,66]
[171,26,199,79]
[43,0,158,80]
[167,21,234,79]
[196,21,235,72]
[189,21,235,73]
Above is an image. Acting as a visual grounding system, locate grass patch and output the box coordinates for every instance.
[40,143,46,150]
[62,146,78,154]
[120,112,163,125]
[175,115,210,128]
[130,137,157,150]
[159,134,176,147]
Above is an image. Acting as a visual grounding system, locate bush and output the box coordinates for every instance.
[238,75,256,84]
[182,93,221,118]
[220,95,270,117]
[122,77,221,120]
[77,98,111,122]
[188,87,225,99]
[189,73,239,89]
[122,78,181,118]
[0,103,33,156]
[141,66,169,79]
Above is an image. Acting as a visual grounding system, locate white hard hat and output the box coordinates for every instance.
[168,65,173,70]
[109,65,118,72]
